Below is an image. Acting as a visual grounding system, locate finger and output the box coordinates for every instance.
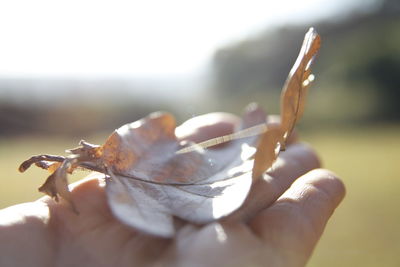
[225,142,320,222]
[249,169,345,266]
[175,112,240,143]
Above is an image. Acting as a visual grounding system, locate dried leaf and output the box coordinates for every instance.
[19,107,266,237]
[19,155,65,172]
[19,28,320,237]
[103,109,264,237]
[252,126,284,180]
[280,27,321,148]
[30,158,78,213]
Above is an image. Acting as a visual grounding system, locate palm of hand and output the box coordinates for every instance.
[0,114,344,267]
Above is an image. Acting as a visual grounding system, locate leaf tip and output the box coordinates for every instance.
[18,162,28,173]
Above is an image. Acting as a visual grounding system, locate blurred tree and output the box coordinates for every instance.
[212,0,400,122]
[213,28,304,94]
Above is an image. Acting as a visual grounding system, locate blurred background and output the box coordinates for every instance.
[0,0,399,265]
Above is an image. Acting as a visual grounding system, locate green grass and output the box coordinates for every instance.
[303,125,400,267]
[1,126,400,266]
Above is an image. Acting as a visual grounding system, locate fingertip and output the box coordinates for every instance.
[278,168,345,223]
[304,168,346,207]
[241,103,267,129]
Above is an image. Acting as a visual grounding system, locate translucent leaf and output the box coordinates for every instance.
[103,108,264,237]
[280,27,321,147]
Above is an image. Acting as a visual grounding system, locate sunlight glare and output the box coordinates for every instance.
[0,0,364,77]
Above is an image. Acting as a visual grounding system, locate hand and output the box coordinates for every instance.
[0,113,345,267]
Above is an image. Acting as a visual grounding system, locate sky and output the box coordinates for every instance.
[0,0,375,79]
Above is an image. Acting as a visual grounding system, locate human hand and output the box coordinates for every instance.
[0,113,345,267]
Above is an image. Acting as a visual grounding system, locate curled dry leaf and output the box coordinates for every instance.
[19,28,320,237]
[280,27,321,149]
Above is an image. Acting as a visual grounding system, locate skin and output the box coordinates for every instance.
[0,113,345,267]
